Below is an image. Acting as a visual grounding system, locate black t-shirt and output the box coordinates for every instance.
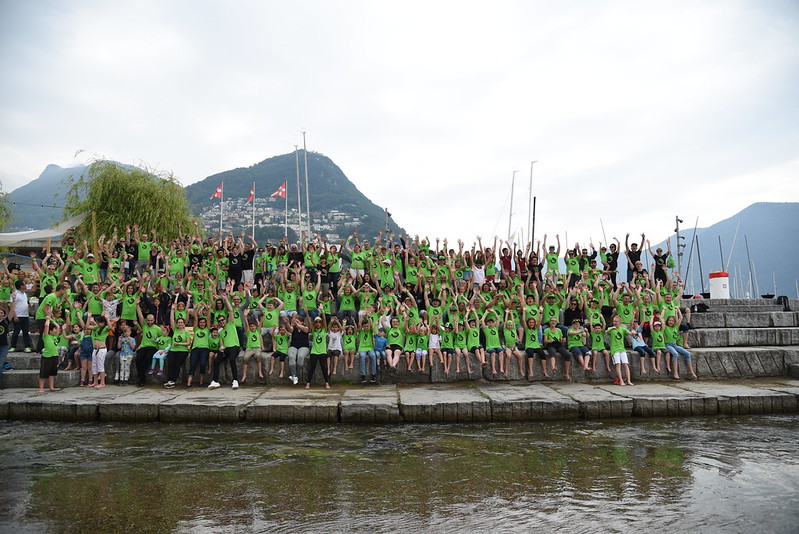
[627,249,642,268]
[605,251,619,270]
[241,249,255,270]
[290,328,309,348]
[228,253,242,274]
[126,243,138,262]
[0,318,8,346]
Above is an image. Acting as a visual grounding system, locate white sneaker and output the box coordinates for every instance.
[207,381,221,389]
[232,380,239,389]
[292,376,298,385]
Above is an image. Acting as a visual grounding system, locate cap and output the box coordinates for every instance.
[87,253,95,258]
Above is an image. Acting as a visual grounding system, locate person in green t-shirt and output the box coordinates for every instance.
[38,318,61,393]
[543,316,572,381]
[607,315,632,386]
[208,294,242,390]
[306,309,330,390]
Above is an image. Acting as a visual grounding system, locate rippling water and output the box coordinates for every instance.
[0,416,797,533]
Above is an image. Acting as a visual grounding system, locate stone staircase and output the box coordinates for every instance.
[685,298,799,379]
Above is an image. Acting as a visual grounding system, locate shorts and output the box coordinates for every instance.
[612,352,629,365]
[92,348,107,374]
[39,356,59,378]
[469,346,483,353]
[79,348,93,361]
[242,348,263,362]
[679,323,690,333]
[272,351,287,362]
[486,347,503,354]
[328,350,341,357]
[389,344,402,352]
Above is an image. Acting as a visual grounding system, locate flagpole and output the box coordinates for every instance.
[219,181,223,237]
[284,183,288,237]
[251,182,255,239]
[302,130,311,236]
[294,146,302,239]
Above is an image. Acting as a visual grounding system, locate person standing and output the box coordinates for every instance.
[9,280,32,352]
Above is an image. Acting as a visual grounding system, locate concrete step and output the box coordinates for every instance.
[688,328,799,348]
[689,311,799,329]
[2,369,80,389]
[691,346,799,378]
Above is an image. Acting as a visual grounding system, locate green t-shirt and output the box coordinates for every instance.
[42,333,59,357]
[343,333,356,351]
[590,330,606,351]
[607,326,629,354]
[651,329,666,350]
[36,292,60,320]
[171,329,190,352]
[192,327,210,349]
[525,328,541,349]
[274,333,289,353]
[567,328,585,349]
[543,327,562,344]
[484,325,501,350]
[220,322,240,348]
[245,328,262,350]
[310,329,327,354]
[140,324,162,349]
[545,252,559,273]
[357,329,374,352]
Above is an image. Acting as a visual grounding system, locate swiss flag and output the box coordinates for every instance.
[271,182,287,199]
[246,183,254,204]
[210,183,223,199]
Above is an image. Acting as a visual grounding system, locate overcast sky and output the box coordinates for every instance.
[1,0,797,247]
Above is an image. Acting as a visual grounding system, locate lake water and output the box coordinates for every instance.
[1,416,797,533]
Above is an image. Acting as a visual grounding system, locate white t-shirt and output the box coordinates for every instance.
[327,330,342,352]
[11,290,29,318]
[428,333,441,349]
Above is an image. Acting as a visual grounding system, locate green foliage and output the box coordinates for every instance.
[0,184,11,232]
[63,160,197,241]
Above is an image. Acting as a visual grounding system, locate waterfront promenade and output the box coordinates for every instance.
[1,378,798,423]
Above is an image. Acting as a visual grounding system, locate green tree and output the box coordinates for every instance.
[63,160,197,241]
[0,183,11,231]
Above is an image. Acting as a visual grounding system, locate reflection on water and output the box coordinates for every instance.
[0,416,798,533]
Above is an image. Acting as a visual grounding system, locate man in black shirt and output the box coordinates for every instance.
[625,233,644,284]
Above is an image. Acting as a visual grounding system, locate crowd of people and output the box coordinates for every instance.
[0,222,698,393]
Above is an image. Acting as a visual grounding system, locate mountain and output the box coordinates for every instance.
[7,164,88,230]
[185,151,404,241]
[651,202,798,298]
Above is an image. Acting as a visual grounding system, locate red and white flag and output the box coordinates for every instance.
[210,182,223,199]
[246,183,255,204]
[271,181,287,199]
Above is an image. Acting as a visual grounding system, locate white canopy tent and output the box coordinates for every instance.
[0,213,87,247]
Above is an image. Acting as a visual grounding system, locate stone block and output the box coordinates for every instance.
[339,387,400,423]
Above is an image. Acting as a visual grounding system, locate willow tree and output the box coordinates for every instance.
[63,160,197,241]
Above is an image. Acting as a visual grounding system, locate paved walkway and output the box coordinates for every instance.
[2,378,798,423]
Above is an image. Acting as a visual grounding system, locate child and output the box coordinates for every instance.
[665,314,697,380]
[543,317,572,381]
[427,321,443,372]
[482,312,503,375]
[90,315,110,388]
[402,320,418,372]
[415,323,429,372]
[567,319,591,372]
[38,317,60,393]
[240,312,264,383]
[650,320,669,375]
[342,324,357,371]
[373,327,388,369]
[607,315,633,386]
[270,322,289,379]
[117,323,136,386]
[440,321,454,375]
[151,338,170,376]
[357,319,377,384]
[78,323,94,386]
[327,318,343,376]
[589,323,610,373]
[502,314,524,378]
[523,318,544,379]
[630,319,658,374]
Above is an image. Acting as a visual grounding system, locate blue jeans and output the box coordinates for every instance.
[666,343,692,362]
[359,350,376,375]
[0,344,9,384]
